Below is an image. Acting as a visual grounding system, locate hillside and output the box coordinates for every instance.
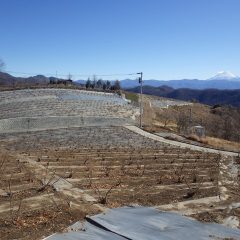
[0,72,50,86]
[127,85,240,107]
[0,88,239,239]
[135,93,240,145]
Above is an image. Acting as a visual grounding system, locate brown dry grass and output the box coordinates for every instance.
[186,134,209,144]
[141,96,240,152]
[142,99,155,127]
[205,136,240,152]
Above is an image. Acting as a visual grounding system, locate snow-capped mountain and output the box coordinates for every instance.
[208,71,239,81]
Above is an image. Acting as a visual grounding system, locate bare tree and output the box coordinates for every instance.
[222,116,234,140]
[176,111,188,133]
[158,111,172,128]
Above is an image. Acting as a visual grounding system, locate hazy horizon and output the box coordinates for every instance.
[4,70,239,82]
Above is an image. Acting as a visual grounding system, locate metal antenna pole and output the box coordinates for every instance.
[137,72,143,128]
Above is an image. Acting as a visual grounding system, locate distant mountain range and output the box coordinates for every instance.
[1,71,239,106]
[0,72,49,86]
[1,71,240,90]
[76,71,240,90]
[120,71,240,90]
[0,72,77,87]
[127,85,240,107]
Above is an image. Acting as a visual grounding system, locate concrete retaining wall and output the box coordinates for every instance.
[0,116,134,133]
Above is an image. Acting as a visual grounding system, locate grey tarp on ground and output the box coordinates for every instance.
[46,221,126,240]
[46,206,240,240]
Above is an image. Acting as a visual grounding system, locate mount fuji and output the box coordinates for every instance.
[208,71,239,81]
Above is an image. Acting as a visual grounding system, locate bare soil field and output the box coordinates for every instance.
[0,151,100,239]
[1,126,232,239]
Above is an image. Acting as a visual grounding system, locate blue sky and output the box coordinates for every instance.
[1,0,240,80]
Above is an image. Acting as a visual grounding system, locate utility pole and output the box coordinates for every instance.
[137,72,143,128]
[68,73,72,80]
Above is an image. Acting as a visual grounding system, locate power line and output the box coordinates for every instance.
[92,73,137,77]
[5,70,139,78]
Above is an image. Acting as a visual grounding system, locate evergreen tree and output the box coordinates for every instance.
[113,80,121,91]
[106,80,111,89]
[86,78,91,88]
[97,79,103,89]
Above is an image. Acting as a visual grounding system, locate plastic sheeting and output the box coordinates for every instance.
[46,206,240,240]
[46,221,126,240]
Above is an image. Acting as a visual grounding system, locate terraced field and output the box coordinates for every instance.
[0,89,139,133]
[0,126,220,208]
[0,89,137,119]
[41,147,220,206]
[0,150,100,239]
[0,89,239,239]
